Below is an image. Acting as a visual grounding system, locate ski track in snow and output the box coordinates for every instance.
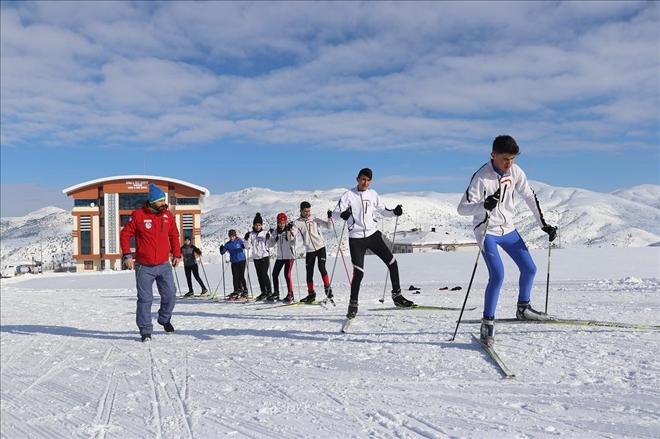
[1,247,659,438]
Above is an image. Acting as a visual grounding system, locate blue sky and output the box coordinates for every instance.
[1,1,658,217]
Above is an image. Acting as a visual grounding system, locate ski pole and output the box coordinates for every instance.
[173,263,182,297]
[292,240,301,298]
[199,257,211,294]
[213,247,229,299]
[245,247,253,298]
[379,215,400,303]
[544,240,552,314]
[450,213,491,341]
[329,219,349,287]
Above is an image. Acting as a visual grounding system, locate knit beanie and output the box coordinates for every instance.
[148,183,166,203]
[253,212,263,226]
[277,213,288,223]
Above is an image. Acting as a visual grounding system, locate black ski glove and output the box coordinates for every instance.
[266,232,271,239]
[542,225,557,242]
[484,189,501,211]
[286,222,293,231]
[340,207,352,221]
[244,231,250,240]
[393,204,403,216]
[219,245,225,253]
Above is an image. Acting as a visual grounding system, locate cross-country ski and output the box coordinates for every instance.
[471,334,516,379]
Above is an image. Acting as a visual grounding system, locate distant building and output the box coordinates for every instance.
[62,175,209,272]
[391,228,477,253]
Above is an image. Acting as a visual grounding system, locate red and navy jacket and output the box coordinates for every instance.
[120,202,181,265]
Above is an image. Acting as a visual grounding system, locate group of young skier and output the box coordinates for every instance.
[121,135,557,345]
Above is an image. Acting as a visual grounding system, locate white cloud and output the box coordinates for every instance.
[0,1,657,154]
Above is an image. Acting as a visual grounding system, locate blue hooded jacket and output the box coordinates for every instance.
[221,238,246,263]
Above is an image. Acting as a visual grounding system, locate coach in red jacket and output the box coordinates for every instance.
[120,183,182,342]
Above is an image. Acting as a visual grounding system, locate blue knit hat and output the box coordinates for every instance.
[148,183,166,203]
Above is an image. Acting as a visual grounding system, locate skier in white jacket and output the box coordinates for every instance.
[267,212,297,303]
[457,135,557,345]
[291,202,332,303]
[244,213,272,301]
[330,167,415,319]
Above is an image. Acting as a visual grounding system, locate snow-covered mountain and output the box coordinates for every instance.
[1,183,659,267]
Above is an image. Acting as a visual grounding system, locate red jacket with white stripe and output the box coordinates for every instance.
[120,203,181,265]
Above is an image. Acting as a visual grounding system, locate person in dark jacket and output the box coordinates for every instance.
[220,229,248,299]
[180,236,207,297]
[120,183,181,342]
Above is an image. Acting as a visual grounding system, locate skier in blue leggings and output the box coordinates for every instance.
[458,135,557,345]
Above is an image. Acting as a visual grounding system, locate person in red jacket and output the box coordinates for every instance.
[120,183,182,342]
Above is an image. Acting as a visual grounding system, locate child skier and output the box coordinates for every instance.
[219,229,248,300]
[267,212,297,303]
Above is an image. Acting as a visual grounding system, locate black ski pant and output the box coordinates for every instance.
[272,259,294,294]
[348,230,400,302]
[231,260,246,293]
[305,248,329,293]
[184,264,205,292]
[253,257,272,294]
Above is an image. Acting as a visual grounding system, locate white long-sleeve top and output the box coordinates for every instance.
[457,161,548,242]
[243,229,270,259]
[291,216,329,253]
[330,187,396,239]
[267,227,296,260]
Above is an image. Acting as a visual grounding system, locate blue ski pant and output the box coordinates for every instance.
[135,262,176,335]
[482,230,536,319]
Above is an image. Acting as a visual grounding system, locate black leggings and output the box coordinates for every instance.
[305,248,329,291]
[272,259,294,293]
[184,264,205,292]
[231,260,246,292]
[348,230,400,302]
[253,257,272,294]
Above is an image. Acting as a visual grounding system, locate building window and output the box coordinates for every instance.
[84,261,94,270]
[182,214,194,242]
[120,215,136,249]
[80,216,92,255]
[176,197,199,206]
[74,199,97,207]
[119,193,148,210]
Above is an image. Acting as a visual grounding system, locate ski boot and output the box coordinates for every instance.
[240,290,250,299]
[300,291,316,303]
[391,289,415,307]
[184,291,194,298]
[480,317,494,345]
[141,334,152,343]
[255,292,268,301]
[346,300,358,319]
[281,292,294,304]
[324,285,334,300]
[200,289,208,296]
[516,302,552,321]
[227,291,240,300]
[266,291,280,301]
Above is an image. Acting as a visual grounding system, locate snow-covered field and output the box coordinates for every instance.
[1,246,659,438]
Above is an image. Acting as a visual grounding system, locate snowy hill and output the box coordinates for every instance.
[1,183,659,267]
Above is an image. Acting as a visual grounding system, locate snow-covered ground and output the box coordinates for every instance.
[1,246,659,438]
